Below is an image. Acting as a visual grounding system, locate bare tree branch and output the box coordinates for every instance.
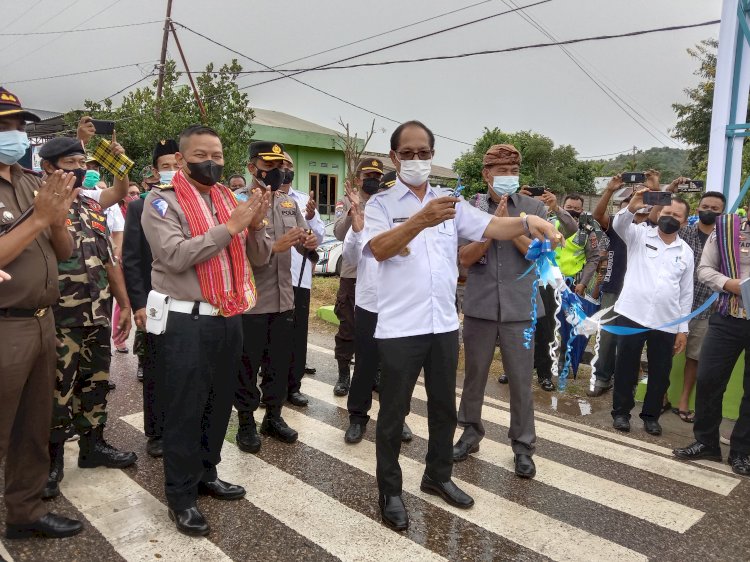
[336,118,376,186]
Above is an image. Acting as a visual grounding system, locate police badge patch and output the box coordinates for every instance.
[152,198,169,217]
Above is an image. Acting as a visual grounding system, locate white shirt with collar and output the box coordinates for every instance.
[612,208,694,333]
[343,227,377,313]
[362,179,492,339]
[288,187,325,289]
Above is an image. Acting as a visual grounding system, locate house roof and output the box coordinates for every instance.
[362,151,457,181]
[253,108,340,137]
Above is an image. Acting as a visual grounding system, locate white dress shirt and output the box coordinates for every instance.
[613,208,694,333]
[288,188,325,289]
[362,179,492,339]
[343,227,377,313]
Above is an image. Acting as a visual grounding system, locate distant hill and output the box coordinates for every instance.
[589,147,690,184]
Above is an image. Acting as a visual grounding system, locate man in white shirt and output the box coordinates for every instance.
[363,121,561,531]
[279,152,325,406]
[611,188,694,436]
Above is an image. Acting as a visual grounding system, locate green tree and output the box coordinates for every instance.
[589,147,689,183]
[64,59,255,180]
[453,127,595,198]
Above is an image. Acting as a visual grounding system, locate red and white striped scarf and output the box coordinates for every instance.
[172,169,256,316]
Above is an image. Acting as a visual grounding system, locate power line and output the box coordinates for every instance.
[0,0,45,33]
[579,149,635,160]
[272,0,496,68]
[0,0,83,54]
[0,20,160,36]
[97,72,156,104]
[4,61,158,84]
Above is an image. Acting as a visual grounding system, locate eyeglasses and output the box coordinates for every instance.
[396,149,433,161]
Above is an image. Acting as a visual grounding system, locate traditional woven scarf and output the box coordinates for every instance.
[716,213,742,317]
[172,169,256,316]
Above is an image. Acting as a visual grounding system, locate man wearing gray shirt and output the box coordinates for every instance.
[453,144,544,478]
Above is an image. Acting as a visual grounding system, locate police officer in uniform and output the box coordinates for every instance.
[362,121,561,531]
[142,125,270,535]
[234,141,319,452]
[332,158,384,395]
[39,136,138,499]
[122,139,179,457]
[0,88,83,539]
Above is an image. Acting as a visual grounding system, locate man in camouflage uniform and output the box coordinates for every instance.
[37,137,138,499]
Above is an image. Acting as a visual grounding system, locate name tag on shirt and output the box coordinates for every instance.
[393,217,408,223]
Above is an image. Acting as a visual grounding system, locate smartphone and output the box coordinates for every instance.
[677,179,705,193]
[90,119,115,135]
[526,186,545,197]
[643,191,672,206]
[622,172,646,184]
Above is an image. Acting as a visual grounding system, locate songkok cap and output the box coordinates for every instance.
[483,144,522,167]
[249,140,285,161]
[38,137,85,161]
[0,87,40,122]
[152,139,179,167]
[379,171,397,191]
[357,158,384,175]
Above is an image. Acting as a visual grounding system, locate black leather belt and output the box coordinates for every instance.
[0,306,49,318]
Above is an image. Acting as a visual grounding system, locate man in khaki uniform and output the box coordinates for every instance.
[333,158,384,395]
[234,141,319,452]
[0,88,83,539]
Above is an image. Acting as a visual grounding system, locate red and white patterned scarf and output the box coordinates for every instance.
[172,169,256,316]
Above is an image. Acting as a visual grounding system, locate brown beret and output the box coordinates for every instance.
[483,144,522,167]
[356,158,384,174]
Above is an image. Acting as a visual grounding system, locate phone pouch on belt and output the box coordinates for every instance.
[145,290,170,335]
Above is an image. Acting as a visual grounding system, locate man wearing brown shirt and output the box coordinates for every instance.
[233,141,318,452]
[0,88,83,539]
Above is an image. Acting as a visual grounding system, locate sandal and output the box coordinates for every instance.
[660,401,672,415]
[677,410,695,423]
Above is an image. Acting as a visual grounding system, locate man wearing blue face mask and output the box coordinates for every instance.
[453,144,545,477]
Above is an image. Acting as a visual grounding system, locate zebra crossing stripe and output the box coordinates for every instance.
[58,442,231,561]
[0,539,13,562]
[279,408,648,562]
[120,413,448,562]
[301,378,704,533]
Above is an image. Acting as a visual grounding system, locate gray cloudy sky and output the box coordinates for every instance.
[1,0,721,167]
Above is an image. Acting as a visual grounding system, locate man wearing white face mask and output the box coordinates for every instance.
[453,144,544,477]
[363,123,562,531]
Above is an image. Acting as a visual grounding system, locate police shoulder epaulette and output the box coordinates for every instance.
[21,167,42,177]
[153,182,174,191]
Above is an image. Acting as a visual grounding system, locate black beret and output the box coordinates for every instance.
[380,170,397,191]
[249,140,285,161]
[152,139,179,167]
[38,137,85,161]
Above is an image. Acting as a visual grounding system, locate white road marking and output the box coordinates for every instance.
[0,539,14,562]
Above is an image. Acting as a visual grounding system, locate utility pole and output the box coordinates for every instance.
[155,0,173,109]
[169,22,206,121]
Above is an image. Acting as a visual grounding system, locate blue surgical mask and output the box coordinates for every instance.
[491,175,519,196]
[159,170,176,184]
[82,169,100,189]
[0,130,30,165]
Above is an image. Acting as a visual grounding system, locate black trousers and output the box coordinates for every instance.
[235,311,294,416]
[347,306,379,424]
[694,313,750,454]
[376,331,458,495]
[533,285,556,379]
[160,311,242,511]
[289,287,310,395]
[334,277,356,367]
[143,332,164,439]
[611,316,675,421]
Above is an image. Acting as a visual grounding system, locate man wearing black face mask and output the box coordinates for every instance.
[233,141,319,453]
[648,184,726,422]
[610,189,694,436]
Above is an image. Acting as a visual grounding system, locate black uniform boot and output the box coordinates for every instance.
[78,425,138,469]
[42,442,65,499]
[236,411,261,454]
[334,363,351,396]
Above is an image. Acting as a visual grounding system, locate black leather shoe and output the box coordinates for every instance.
[334,371,350,396]
[146,436,163,458]
[420,475,474,508]
[643,419,662,436]
[586,384,612,397]
[287,392,309,407]
[107,381,116,391]
[345,422,366,444]
[401,423,413,443]
[78,426,137,469]
[5,513,83,539]
[236,412,261,454]
[497,374,509,384]
[729,451,750,476]
[452,440,479,462]
[304,365,316,375]
[514,454,536,478]
[538,378,556,392]
[136,364,144,382]
[673,441,722,462]
[168,507,209,536]
[260,416,298,443]
[612,415,631,432]
[198,478,246,500]
[379,495,408,531]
